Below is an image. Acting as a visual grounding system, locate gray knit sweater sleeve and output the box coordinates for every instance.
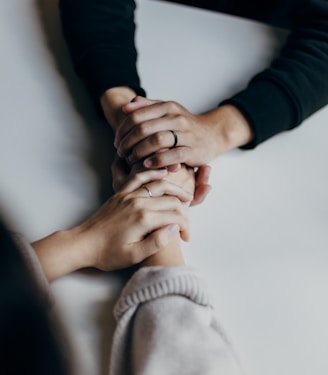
[11,232,52,306]
[110,266,242,375]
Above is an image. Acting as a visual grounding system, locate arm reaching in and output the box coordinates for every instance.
[115,97,253,169]
[32,169,191,281]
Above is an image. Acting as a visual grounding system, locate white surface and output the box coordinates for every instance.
[1,1,328,375]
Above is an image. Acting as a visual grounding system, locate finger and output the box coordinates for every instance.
[122,96,159,114]
[117,115,187,158]
[111,154,129,175]
[127,197,189,243]
[115,101,182,149]
[132,224,180,261]
[120,169,168,194]
[125,128,182,162]
[143,210,190,242]
[138,179,193,202]
[191,165,212,205]
[115,102,169,148]
[143,147,190,169]
[166,163,181,172]
[195,165,211,187]
[190,184,212,206]
[111,155,131,192]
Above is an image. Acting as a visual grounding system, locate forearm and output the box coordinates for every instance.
[31,228,89,282]
[200,104,253,154]
[223,1,328,148]
[141,236,185,267]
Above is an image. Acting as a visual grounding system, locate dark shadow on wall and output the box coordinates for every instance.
[34,0,116,203]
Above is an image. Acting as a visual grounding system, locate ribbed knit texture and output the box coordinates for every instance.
[110,266,241,375]
[114,266,211,320]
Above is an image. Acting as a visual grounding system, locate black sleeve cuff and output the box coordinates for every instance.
[76,49,146,100]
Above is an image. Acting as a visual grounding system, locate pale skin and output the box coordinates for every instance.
[32,166,194,282]
[100,87,212,205]
[100,86,253,171]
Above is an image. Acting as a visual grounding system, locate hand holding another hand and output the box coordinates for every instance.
[114,97,220,168]
[33,169,192,281]
[114,96,252,170]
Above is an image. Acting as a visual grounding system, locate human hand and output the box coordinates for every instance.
[111,154,212,206]
[75,169,192,272]
[114,97,253,169]
[32,169,192,281]
[191,165,212,206]
[100,86,137,131]
[111,96,212,204]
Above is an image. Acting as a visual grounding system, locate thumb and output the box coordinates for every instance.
[138,224,180,258]
[122,96,159,114]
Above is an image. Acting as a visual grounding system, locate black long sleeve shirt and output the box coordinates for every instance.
[59,0,328,148]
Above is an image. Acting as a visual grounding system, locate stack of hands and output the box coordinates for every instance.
[32,91,215,281]
[33,82,253,282]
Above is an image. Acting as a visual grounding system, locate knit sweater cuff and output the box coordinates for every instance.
[222,77,299,149]
[114,266,211,321]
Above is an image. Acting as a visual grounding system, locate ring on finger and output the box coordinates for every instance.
[169,130,178,149]
[142,184,153,198]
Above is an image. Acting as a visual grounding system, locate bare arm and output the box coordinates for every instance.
[32,169,191,281]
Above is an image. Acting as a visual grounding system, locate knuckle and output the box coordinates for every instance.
[130,197,143,211]
[130,111,141,124]
[153,232,166,249]
[136,122,150,138]
[139,211,151,227]
[167,101,179,112]
[150,132,166,147]
[176,114,188,128]
[132,145,143,160]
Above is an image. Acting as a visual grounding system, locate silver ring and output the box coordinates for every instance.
[170,130,178,149]
[143,185,153,198]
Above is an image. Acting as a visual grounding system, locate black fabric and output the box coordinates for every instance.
[0,219,69,375]
[59,0,328,148]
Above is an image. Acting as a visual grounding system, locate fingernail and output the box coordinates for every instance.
[144,158,153,168]
[167,224,179,237]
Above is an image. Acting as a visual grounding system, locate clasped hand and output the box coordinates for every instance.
[114,97,220,169]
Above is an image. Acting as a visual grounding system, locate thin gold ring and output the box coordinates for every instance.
[143,185,153,198]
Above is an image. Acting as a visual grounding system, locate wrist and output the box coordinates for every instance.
[32,228,89,282]
[100,86,137,131]
[141,235,185,268]
[202,104,253,155]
